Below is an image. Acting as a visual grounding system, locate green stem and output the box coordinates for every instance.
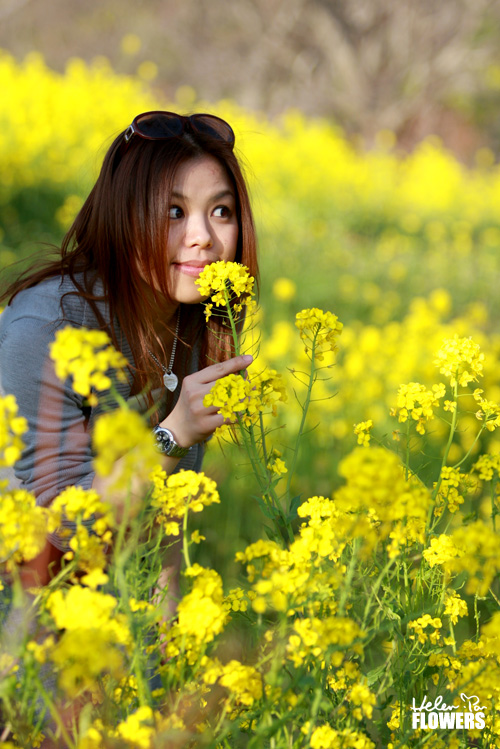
[451,424,486,470]
[433,380,459,501]
[223,285,241,358]
[285,329,319,498]
[182,508,191,568]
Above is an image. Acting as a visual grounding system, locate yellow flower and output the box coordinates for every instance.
[49,326,128,404]
[393,382,445,435]
[295,308,343,360]
[202,658,263,706]
[0,488,49,570]
[43,585,131,696]
[408,614,442,645]
[115,706,155,749]
[203,367,286,424]
[443,590,468,625]
[92,408,159,489]
[195,260,255,315]
[354,420,373,446]
[348,682,377,720]
[434,335,484,387]
[176,564,227,646]
[0,394,28,467]
[150,468,219,532]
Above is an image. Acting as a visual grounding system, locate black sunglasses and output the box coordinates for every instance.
[122,110,235,152]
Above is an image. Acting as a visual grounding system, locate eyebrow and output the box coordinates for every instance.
[171,189,235,201]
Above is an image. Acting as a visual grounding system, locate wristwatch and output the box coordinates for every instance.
[152,424,191,458]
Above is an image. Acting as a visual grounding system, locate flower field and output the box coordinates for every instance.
[1,50,500,747]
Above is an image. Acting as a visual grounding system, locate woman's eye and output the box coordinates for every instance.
[213,205,231,218]
[168,206,184,219]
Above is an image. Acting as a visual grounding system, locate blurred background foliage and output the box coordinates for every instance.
[2,0,500,576]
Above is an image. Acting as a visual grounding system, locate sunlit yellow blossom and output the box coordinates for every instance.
[176,564,227,646]
[423,533,463,567]
[266,447,288,477]
[433,466,465,516]
[408,614,442,645]
[434,335,484,387]
[93,408,159,488]
[354,420,373,446]
[301,723,375,749]
[43,586,131,696]
[195,260,255,312]
[473,389,500,431]
[49,326,128,403]
[116,706,155,749]
[348,682,376,720]
[203,368,286,425]
[150,468,219,532]
[203,658,263,706]
[295,308,343,360]
[473,452,500,481]
[287,616,364,668]
[0,394,28,467]
[334,447,431,550]
[446,520,500,595]
[393,382,445,435]
[443,590,468,625]
[0,488,50,570]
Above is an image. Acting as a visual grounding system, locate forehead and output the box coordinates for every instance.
[172,155,234,194]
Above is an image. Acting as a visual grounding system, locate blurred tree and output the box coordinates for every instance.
[1,0,500,156]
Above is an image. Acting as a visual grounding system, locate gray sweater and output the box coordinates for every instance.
[0,274,203,547]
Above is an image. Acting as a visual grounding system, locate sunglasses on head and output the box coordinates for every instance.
[121,110,235,152]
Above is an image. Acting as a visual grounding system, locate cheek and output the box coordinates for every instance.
[223,225,239,261]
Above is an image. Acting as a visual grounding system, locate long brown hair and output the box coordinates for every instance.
[2,117,259,402]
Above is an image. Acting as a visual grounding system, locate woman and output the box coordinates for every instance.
[0,110,257,589]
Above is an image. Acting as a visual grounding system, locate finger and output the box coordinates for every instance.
[196,355,253,385]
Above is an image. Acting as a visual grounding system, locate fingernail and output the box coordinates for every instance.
[242,355,253,363]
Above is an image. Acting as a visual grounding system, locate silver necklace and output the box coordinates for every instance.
[148,308,181,392]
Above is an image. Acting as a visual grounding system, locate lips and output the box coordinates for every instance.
[173,261,211,277]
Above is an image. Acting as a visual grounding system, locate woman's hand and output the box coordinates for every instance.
[162,354,252,447]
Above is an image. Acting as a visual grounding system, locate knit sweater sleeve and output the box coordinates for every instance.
[0,314,96,507]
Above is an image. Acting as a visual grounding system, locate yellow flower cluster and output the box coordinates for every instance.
[50,486,114,588]
[443,590,468,625]
[49,326,128,404]
[203,367,286,424]
[433,466,465,516]
[0,488,50,570]
[164,564,228,664]
[473,388,500,431]
[408,614,443,645]
[302,723,375,749]
[334,447,431,554]
[92,408,159,489]
[434,335,484,387]
[353,419,373,446]
[202,658,263,706]
[195,260,256,319]
[445,520,500,596]
[393,382,445,435]
[295,308,343,360]
[0,394,28,467]
[287,616,364,668]
[150,468,220,536]
[35,585,131,696]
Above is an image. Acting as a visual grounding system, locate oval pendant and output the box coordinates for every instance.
[163,371,178,392]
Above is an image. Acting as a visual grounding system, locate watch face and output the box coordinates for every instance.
[155,427,172,453]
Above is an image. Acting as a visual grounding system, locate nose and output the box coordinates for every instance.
[185,213,213,249]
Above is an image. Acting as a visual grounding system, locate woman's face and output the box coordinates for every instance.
[165,154,239,306]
